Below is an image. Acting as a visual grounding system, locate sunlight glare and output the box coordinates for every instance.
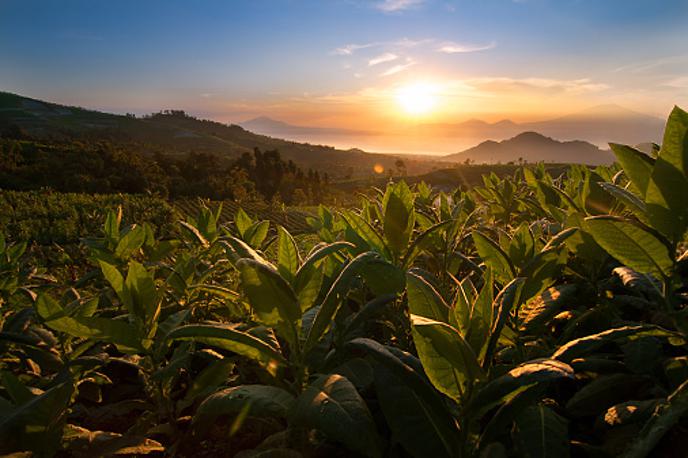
[395,82,439,116]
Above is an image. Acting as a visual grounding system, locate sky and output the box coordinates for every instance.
[1,0,687,129]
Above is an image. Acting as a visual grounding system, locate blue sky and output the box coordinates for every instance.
[1,0,686,126]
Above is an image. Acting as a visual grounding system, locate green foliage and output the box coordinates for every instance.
[1,106,688,457]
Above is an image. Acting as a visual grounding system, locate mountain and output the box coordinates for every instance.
[415,118,519,138]
[415,104,664,147]
[0,92,440,179]
[443,131,614,165]
[522,105,665,146]
[240,116,374,137]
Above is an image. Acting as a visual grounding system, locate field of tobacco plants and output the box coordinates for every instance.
[1,107,687,457]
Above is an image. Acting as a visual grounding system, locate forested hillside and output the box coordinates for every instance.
[0,92,441,179]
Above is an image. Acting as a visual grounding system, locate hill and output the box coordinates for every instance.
[443,131,614,165]
[0,92,437,179]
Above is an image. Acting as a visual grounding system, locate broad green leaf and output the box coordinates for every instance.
[406,271,450,323]
[99,261,131,313]
[410,314,483,401]
[103,208,121,243]
[125,261,160,326]
[509,223,535,267]
[0,372,34,405]
[610,143,654,197]
[566,374,650,417]
[290,374,381,458]
[601,399,659,428]
[519,284,578,333]
[341,211,390,259]
[542,227,578,251]
[552,325,680,363]
[222,236,264,264]
[346,338,461,458]
[37,295,144,353]
[236,258,301,329]
[234,208,253,238]
[598,182,648,222]
[296,241,352,278]
[179,220,209,248]
[0,381,73,455]
[382,181,415,257]
[450,275,474,334]
[468,359,574,417]
[358,258,405,296]
[473,231,515,282]
[402,218,455,268]
[584,216,673,277]
[564,213,607,263]
[62,426,164,457]
[583,171,615,215]
[514,405,570,458]
[644,106,688,242]
[166,324,286,370]
[478,384,547,449]
[246,220,270,248]
[483,278,525,365]
[193,384,294,431]
[624,379,688,458]
[613,267,663,300]
[114,225,145,259]
[182,358,235,404]
[189,284,240,301]
[294,266,323,312]
[277,226,300,283]
[304,252,384,352]
[520,249,564,303]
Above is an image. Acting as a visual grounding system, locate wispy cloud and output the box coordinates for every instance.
[375,0,426,13]
[369,52,399,66]
[332,43,376,56]
[380,60,416,76]
[468,77,609,93]
[614,55,688,73]
[664,76,688,88]
[331,38,430,56]
[437,41,496,54]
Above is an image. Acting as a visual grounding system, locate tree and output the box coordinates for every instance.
[395,159,407,177]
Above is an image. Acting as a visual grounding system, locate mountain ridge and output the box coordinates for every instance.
[0,91,437,178]
[443,131,614,165]
[242,104,664,149]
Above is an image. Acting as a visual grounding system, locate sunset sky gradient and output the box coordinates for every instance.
[1,0,686,129]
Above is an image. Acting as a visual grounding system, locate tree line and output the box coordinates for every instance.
[0,136,332,205]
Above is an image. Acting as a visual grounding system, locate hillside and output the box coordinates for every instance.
[0,92,437,179]
[443,131,614,165]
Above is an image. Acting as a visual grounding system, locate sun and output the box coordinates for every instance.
[395,82,438,116]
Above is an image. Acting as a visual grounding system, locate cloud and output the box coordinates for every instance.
[331,38,430,56]
[437,41,496,54]
[614,55,688,74]
[468,77,609,93]
[332,43,377,56]
[380,60,416,76]
[664,76,688,88]
[375,0,426,12]
[369,52,399,66]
